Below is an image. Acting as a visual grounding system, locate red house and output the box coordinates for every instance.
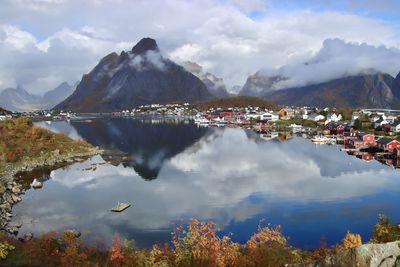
[376,137,400,152]
[348,132,376,148]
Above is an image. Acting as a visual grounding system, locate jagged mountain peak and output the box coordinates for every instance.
[131,37,159,55]
[55,38,213,112]
[396,71,400,83]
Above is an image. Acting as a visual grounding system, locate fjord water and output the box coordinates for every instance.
[11,118,400,249]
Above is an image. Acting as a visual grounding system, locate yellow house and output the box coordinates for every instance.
[278,108,295,120]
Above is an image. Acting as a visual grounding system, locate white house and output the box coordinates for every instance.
[385,115,397,124]
[260,112,279,121]
[310,114,325,122]
[391,123,400,133]
[244,112,261,120]
[326,113,342,123]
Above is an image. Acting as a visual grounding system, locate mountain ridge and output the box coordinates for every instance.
[265,73,400,108]
[0,83,75,112]
[55,38,213,112]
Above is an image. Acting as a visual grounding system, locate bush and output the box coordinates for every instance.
[371,214,400,243]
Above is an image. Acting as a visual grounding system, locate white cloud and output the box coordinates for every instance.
[258,38,400,90]
[0,0,399,93]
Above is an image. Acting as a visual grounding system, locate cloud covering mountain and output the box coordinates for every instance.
[0,0,400,94]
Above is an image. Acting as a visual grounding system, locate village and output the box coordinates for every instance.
[115,103,400,168]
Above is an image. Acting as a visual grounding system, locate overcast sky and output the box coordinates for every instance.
[1,0,400,94]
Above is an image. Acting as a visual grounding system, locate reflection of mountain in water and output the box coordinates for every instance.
[71,118,208,180]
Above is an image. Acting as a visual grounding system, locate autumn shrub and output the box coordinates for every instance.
[239,224,300,267]
[172,219,240,267]
[341,231,362,249]
[22,231,61,266]
[371,214,400,243]
[0,242,15,260]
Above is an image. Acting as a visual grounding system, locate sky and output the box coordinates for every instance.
[0,0,400,94]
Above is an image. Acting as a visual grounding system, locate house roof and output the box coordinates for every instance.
[356,132,370,138]
[377,137,396,145]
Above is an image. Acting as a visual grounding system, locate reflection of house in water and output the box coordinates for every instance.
[378,158,400,168]
[256,131,293,142]
[354,152,374,162]
[278,132,293,142]
[70,118,208,180]
[259,132,279,141]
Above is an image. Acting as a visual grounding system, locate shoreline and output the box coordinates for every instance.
[0,147,103,236]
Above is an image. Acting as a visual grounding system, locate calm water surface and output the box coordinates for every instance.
[10,117,400,249]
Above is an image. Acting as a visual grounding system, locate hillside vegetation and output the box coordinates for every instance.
[0,117,95,173]
[0,215,397,266]
[195,96,277,110]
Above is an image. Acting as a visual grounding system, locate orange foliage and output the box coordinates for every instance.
[342,231,362,249]
[172,219,240,267]
[109,234,125,267]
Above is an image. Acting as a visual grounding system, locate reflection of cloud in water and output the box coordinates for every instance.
[34,121,82,140]
[13,127,400,248]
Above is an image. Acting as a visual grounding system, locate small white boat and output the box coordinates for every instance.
[311,136,334,144]
[194,118,210,126]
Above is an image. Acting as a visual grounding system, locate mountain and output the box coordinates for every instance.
[0,107,10,114]
[0,82,75,112]
[70,118,208,180]
[42,82,75,109]
[55,38,213,112]
[182,61,229,98]
[396,72,400,84]
[0,86,43,112]
[239,71,286,97]
[266,73,400,108]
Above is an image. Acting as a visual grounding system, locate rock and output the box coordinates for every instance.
[32,180,43,189]
[19,233,33,242]
[8,227,19,235]
[295,241,400,267]
[0,184,6,194]
[64,229,81,238]
[12,186,21,194]
[11,194,22,203]
[0,203,12,212]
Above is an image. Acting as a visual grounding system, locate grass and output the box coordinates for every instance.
[274,117,318,128]
[0,117,94,167]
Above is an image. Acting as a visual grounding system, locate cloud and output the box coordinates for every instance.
[0,0,399,93]
[128,50,167,72]
[258,38,400,90]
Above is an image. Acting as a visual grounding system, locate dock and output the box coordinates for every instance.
[111,202,131,212]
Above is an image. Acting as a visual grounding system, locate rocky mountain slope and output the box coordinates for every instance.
[239,71,286,97]
[55,38,213,112]
[182,61,229,98]
[266,73,400,108]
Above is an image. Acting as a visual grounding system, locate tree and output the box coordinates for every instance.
[353,119,362,130]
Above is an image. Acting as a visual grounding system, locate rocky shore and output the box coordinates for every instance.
[0,147,102,237]
[293,241,400,267]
